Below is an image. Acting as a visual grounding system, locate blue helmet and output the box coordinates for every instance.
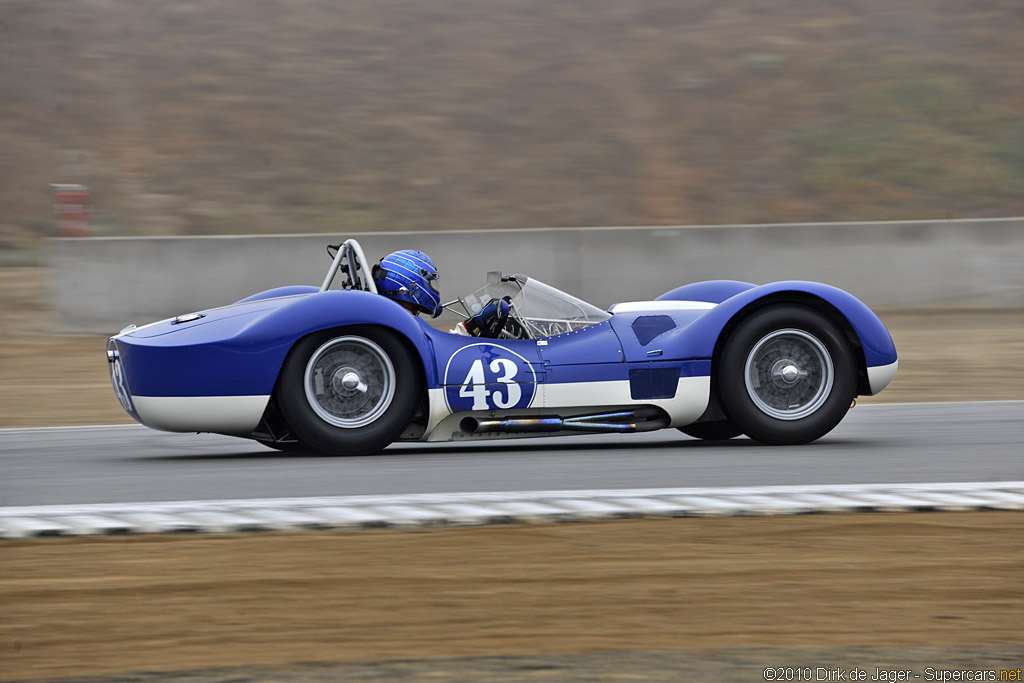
[372,249,442,317]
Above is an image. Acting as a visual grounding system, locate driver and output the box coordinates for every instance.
[372,250,513,338]
[372,250,442,318]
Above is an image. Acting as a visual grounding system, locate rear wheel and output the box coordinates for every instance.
[717,305,856,445]
[276,327,422,456]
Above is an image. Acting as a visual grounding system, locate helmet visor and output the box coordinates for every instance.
[424,270,439,296]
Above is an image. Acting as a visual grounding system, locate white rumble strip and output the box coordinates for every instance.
[1,482,1022,538]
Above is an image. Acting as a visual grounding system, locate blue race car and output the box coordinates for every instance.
[107,238,898,454]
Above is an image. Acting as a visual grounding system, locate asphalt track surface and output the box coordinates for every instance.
[1,401,1021,507]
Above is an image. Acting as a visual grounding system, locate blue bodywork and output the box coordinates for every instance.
[108,278,897,439]
[111,288,438,399]
[656,280,897,368]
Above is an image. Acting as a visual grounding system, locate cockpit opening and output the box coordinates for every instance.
[443,272,611,339]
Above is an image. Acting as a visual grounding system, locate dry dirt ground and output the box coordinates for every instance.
[2,514,1023,681]
[2,268,1023,681]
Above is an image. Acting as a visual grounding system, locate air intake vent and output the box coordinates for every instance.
[631,315,676,346]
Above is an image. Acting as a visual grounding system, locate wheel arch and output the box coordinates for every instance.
[247,293,437,439]
[708,291,872,399]
[263,322,431,454]
[278,321,429,387]
[244,289,439,386]
[266,322,432,423]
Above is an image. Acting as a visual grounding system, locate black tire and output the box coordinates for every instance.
[678,420,744,441]
[276,326,422,456]
[717,305,856,445]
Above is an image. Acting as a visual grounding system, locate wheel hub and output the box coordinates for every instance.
[744,328,834,421]
[771,359,803,386]
[333,367,368,394]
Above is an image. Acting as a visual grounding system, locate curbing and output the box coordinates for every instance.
[1,482,1023,538]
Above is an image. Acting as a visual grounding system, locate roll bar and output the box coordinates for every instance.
[320,239,378,293]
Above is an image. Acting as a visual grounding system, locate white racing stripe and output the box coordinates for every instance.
[1,481,1022,538]
[608,300,717,313]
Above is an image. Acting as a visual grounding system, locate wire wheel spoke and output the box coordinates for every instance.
[304,336,395,428]
[744,328,833,421]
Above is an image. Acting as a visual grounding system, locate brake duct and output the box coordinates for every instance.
[459,408,669,435]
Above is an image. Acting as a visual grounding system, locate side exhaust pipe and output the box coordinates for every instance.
[460,408,669,435]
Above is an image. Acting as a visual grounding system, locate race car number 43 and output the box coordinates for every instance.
[443,343,537,412]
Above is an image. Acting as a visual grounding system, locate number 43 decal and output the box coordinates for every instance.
[459,358,521,410]
[443,343,537,412]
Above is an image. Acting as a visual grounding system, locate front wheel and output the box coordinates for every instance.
[717,305,856,445]
[276,327,422,456]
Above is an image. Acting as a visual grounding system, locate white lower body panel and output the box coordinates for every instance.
[132,395,271,435]
[866,360,899,395]
[542,376,710,427]
[423,376,710,441]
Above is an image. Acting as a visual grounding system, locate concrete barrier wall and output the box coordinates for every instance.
[49,218,1024,333]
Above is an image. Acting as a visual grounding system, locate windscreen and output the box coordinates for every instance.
[462,274,610,338]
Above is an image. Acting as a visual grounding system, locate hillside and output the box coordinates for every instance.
[2,0,1023,256]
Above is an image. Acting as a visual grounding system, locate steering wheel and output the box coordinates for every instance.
[466,297,512,338]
